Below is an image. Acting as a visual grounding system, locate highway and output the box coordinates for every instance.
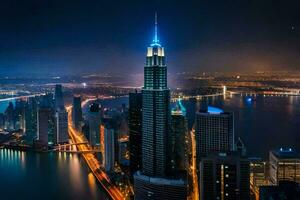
[190,129,199,200]
[66,98,125,200]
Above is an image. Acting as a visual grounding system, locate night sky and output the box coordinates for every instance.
[0,0,299,76]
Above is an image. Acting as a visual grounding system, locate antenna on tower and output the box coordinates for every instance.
[151,12,161,46]
[154,12,158,43]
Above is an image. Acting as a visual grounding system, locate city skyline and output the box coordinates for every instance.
[1,2,300,200]
[0,0,299,76]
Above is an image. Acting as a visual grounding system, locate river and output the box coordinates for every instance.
[0,94,300,199]
[0,149,110,200]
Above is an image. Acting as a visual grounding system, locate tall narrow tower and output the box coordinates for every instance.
[134,14,187,200]
[142,13,170,177]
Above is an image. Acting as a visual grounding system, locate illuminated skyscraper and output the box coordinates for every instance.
[142,13,170,177]
[134,14,186,200]
[200,152,250,200]
[168,99,188,174]
[195,106,234,162]
[269,148,300,185]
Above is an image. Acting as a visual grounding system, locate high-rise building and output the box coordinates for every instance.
[249,158,268,200]
[24,97,38,144]
[134,14,186,200]
[104,127,115,172]
[14,99,26,132]
[4,102,14,130]
[199,152,250,200]
[55,109,69,144]
[88,103,101,147]
[72,96,83,131]
[54,84,64,110]
[168,100,188,174]
[269,148,300,185]
[129,91,142,175]
[195,106,234,162]
[37,107,52,148]
[141,14,170,178]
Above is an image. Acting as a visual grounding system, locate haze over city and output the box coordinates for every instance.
[0,0,299,76]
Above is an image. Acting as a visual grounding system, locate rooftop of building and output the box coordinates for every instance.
[271,148,300,159]
[197,105,233,116]
[134,171,186,186]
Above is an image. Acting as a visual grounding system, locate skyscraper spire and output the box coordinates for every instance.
[152,12,160,46]
[154,12,158,43]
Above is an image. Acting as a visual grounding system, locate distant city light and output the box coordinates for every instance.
[82,82,87,88]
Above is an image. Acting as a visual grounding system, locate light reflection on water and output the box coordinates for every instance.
[0,149,110,200]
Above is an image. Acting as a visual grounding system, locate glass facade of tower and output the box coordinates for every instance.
[142,43,170,177]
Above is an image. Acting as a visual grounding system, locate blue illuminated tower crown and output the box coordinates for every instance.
[151,12,160,47]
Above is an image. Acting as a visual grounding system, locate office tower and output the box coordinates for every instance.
[54,84,64,110]
[55,109,69,144]
[249,158,268,200]
[39,94,56,146]
[195,106,234,162]
[25,97,38,144]
[37,108,52,148]
[269,148,300,185]
[104,127,115,171]
[72,96,83,130]
[88,103,101,147]
[259,181,300,200]
[142,14,170,178]
[129,91,142,175]
[4,102,14,130]
[134,14,187,200]
[168,100,188,174]
[14,99,26,131]
[199,152,250,200]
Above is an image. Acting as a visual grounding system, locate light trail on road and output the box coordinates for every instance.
[67,98,125,200]
[190,129,199,200]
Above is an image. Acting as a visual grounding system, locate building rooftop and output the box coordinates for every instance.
[271,148,300,159]
[207,106,224,114]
